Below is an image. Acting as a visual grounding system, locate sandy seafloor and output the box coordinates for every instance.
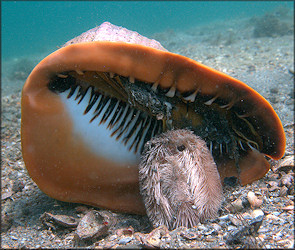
[1,11,294,249]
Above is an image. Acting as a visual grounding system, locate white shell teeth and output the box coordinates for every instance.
[109,72,115,78]
[209,142,213,154]
[236,113,250,118]
[183,90,197,102]
[247,142,257,151]
[72,86,80,99]
[75,69,84,75]
[165,86,176,97]
[219,101,234,110]
[239,140,245,151]
[129,76,135,83]
[81,87,93,105]
[219,103,229,109]
[151,81,159,92]
[204,96,218,105]
[57,73,68,78]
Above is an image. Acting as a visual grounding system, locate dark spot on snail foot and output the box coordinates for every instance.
[177,144,186,152]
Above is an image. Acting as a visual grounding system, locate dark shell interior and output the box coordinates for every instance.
[48,70,265,164]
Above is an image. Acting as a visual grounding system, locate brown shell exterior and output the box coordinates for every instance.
[21,22,285,214]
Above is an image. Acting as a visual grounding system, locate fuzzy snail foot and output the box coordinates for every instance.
[139,129,223,230]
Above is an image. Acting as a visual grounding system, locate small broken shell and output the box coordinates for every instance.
[280,173,294,188]
[282,205,294,212]
[76,211,109,240]
[40,212,79,230]
[251,209,264,219]
[279,186,289,197]
[115,226,134,237]
[247,191,263,208]
[145,225,170,248]
[273,155,294,173]
[225,198,245,213]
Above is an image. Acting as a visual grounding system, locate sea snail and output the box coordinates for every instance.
[21,22,285,229]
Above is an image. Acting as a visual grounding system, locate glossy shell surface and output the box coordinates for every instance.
[21,22,285,214]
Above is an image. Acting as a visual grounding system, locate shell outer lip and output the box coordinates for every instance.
[24,41,286,160]
[21,37,286,213]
